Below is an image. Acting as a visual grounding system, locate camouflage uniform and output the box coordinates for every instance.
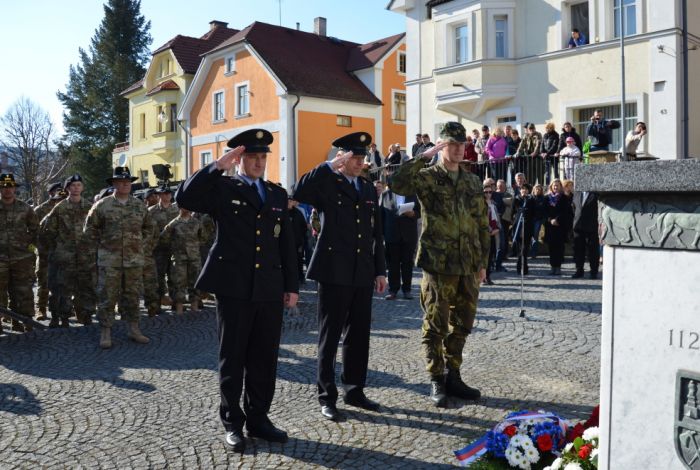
[83,194,155,328]
[148,203,179,299]
[391,132,490,379]
[0,199,39,324]
[142,217,160,315]
[40,197,95,323]
[34,199,58,315]
[159,216,203,305]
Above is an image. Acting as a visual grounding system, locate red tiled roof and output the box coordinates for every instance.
[121,78,144,96]
[347,33,405,71]
[206,22,382,105]
[121,23,239,96]
[145,79,180,96]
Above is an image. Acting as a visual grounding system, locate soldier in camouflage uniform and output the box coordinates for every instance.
[159,208,204,315]
[0,174,39,333]
[40,175,96,328]
[142,188,161,317]
[391,122,491,408]
[193,211,215,306]
[33,181,63,320]
[84,167,155,349]
[148,186,179,307]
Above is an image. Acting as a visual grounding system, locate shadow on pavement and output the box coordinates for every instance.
[0,383,42,415]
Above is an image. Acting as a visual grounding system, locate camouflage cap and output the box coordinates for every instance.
[439,121,467,143]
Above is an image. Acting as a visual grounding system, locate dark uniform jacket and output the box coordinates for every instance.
[294,163,385,287]
[380,190,420,246]
[175,163,298,301]
[573,191,599,234]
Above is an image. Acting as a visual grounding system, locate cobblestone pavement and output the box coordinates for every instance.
[0,258,601,469]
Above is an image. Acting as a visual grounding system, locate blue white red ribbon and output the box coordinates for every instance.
[454,436,488,466]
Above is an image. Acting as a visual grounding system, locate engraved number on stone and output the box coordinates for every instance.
[669,330,700,350]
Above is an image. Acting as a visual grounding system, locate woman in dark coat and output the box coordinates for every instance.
[557,122,583,154]
[544,179,570,275]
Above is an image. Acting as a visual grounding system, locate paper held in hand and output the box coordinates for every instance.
[397,202,415,216]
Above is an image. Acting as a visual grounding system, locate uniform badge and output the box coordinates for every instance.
[256,131,264,139]
[231,199,241,205]
[273,224,281,238]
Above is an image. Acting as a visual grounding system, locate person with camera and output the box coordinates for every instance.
[624,122,647,160]
[586,109,617,152]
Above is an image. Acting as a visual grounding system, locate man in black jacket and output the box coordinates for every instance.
[175,129,298,453]
[572,191,600,279]
[294,132,387,422]
[380,186,419,300]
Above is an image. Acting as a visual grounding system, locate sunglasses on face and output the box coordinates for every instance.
[483,190,493,194]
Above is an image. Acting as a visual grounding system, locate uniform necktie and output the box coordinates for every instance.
[251,181,263,205]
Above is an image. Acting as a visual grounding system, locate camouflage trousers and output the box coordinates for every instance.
[170,258,201,304]
[96,265,143,328]
[48,261,96,320]
[0,256,36,318]
[142,255,159,310]
[420,270,479,378]
[154,249,171,299]
[35,254,49,313]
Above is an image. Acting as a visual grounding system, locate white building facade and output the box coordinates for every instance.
[389,0,700,159]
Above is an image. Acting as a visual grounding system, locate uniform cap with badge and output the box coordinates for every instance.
[331,132,372,156]
[0,173,18,188]
[439,122,468,143]
[47,181,63,193]
[154,184,173,194]
[106,166,138,184]
[227,128,273,153]
[51,188,69,200]
[63,173,83,189]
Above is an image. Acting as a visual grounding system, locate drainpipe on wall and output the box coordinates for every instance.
[177,119,191,179]
[682,0,689,158]
[290,94,301,188]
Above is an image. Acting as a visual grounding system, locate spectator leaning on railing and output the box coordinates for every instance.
[540,122,560,184]
[485,126,508,182]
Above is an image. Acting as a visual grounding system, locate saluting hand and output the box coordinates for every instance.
[330,150,355,171]
[420,142,447,161]
[215,146,246,172]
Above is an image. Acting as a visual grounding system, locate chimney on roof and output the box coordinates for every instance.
[209,20,228,31]
[296,22,300,31]
[314,17,327,37]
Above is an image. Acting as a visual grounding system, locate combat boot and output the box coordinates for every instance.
[175,303,184,315]
[36,307,48,321]
[147,305,159,317]
[161,295,172,306]
[190,299,201,312]
[11,320,25,332]
[446,369,481,400]
[99,327,112,349]
[127,322,150,344]
[49,316,60,328]
[60,317,69,328]
[430,376,448,408]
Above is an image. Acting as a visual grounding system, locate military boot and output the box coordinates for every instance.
[161,295,172,306]
[430,376,448,408]
[446,369,481,400]
[190,299,201,312]
[49,315,60,328]
[147,305,159,317]
[60,317,69,328]
[99,327,112,349]
[11,320,25,332]
[127,322,150,344]
[175,303,184,315]
[36,307,48,321]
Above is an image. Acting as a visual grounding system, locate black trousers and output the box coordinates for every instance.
[386,241,415,294]
[573,230,600,273]
[216,296,283,432]
[547,225,567,268]
[317,283,373,406]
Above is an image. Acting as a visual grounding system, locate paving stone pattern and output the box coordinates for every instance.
[0,259,601,469]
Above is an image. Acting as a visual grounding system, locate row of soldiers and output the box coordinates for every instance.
[0,170,214,342]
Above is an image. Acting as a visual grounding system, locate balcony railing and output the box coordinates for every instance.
[113,142,129,153]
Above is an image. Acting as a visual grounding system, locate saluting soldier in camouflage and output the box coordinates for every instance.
[159,208,204,315]
[84,167,155,349]
[142,188,161,317]
[0,174,39,333]
[148,186,179,307]
[33,181,63,320]
[391,122,491,408]
[40,175,96,328]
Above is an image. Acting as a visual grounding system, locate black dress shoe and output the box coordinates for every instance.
[589,271,599,280]
[321,405,341,421]
[384,292,397,300]
[572,270,584,278]
[247,420,288,443]
[343,392,380,411]
[224,430,245,452]
[402,291,413,300]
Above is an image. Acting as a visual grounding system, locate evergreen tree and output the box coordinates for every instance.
[57,0,151,194]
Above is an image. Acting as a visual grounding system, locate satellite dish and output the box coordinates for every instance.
[118,153,127,166]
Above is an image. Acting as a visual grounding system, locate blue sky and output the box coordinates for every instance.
[0,0,404,135]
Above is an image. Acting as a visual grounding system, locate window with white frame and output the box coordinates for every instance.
[236,83,249,117]
[140,170,149,184]
[494,16,508,58]
[336,115,352,127]
[200,151,213,168]
[397,51,406,74]
[156,105,165,133]
[169,103,177,132]
[213,91,225,122]
[454,24,469,64]
[574,103,638,151]
[159,58,171,78]
[393,91,406,122]
[225,55,236,74]
[497,115,517,125]
[614,0,637,38]
[139,113,146,139]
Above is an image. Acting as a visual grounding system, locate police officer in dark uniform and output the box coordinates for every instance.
[175,129,298,453]
[294,132,387,422]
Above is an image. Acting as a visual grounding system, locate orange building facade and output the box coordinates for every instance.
[179,21,406,189]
